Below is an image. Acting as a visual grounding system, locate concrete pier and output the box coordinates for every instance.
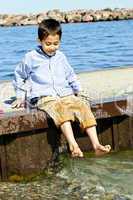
[0,67,133,180]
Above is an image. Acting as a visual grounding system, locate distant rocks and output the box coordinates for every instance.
[0,8,133,26]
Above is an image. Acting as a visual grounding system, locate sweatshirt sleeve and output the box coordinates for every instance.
[13,55,31,99]
[63,54,82,94]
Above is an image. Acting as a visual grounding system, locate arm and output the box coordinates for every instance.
[12,55,31,108]
[63,54,82,95]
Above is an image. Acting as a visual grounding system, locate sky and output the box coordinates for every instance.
[0,0,133,14]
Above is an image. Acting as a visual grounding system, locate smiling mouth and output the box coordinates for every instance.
[47,51,55,55]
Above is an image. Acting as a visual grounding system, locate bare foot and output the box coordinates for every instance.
[94,144,111,156]
[69,143,84,158]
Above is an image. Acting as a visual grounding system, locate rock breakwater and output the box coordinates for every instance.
[0,8,133,26]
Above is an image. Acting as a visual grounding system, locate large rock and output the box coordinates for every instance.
[65,11,82,23]
[92,12,102,21]
[101,11,111,21]
[82,14,93,22]
[46,9,65,23]
[0,14,37,26]
[36,12,48,24]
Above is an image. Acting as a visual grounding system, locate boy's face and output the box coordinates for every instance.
[39,34,60,56]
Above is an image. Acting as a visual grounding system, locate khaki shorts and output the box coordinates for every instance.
[37,95,96,129]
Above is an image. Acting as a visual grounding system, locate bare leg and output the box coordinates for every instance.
[60,121,83,157]
[86,126,111,156]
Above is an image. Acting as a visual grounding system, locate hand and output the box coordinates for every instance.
[11,98,25,109]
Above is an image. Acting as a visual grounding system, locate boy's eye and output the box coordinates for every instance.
[54,43,59,45]
[45,42,51,46]
[45,42,59,46]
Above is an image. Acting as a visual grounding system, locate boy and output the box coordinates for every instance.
[12,19,111,157]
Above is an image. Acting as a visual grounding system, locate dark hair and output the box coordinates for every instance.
[38,18,62,41]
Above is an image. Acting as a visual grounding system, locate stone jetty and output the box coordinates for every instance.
[0,8,133,27]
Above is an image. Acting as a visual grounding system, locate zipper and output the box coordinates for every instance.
[48,57,59,96]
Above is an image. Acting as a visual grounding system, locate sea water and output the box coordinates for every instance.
[0,20,133,80]
[0,151,133,199]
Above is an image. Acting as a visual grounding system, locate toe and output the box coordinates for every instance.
[95,144,111,156]
[71,147,84,158]
[104,145,111,152]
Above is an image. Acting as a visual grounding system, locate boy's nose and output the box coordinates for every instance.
[50,45,56,51]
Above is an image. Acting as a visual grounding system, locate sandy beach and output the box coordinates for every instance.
[0,66,133,112]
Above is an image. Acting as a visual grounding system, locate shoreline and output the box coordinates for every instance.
[0,8,133,27]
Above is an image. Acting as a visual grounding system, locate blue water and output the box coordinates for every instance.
[0,20,133,80]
